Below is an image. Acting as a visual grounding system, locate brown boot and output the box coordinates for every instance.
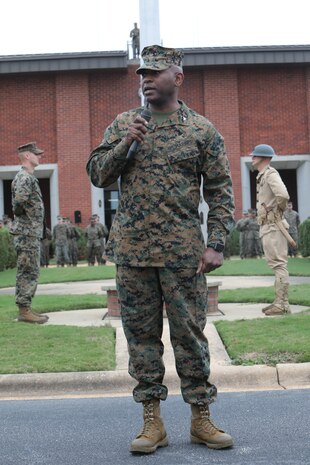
[262,303,273,314]
[130,399,168,454]
[265,279,291,316]
[190,404,233,449]
[32,311,49,321]
[17,307,48,324]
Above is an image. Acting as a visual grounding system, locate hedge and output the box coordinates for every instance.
[299,218,310,257]
[0,228,16,271]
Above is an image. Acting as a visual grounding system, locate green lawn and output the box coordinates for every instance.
[0,294,115,374]
[209,257,310,276]
[0,258,309,373]
[219,284,310,306]
[215,311,310,366]
[0,264,116,288]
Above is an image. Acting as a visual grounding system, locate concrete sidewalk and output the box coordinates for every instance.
[0,277,309,399]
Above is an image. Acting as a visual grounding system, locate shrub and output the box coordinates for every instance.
[299,218,310,257]
[77,227,87,260]
[0,228,16,271]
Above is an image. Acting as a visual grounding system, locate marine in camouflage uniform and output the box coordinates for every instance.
[85,217,104,265]
[235,211,249,258]
[284,201,300,256]
[40,226,52,267]
[243,209,262,258]
[53,217,70,267]
[87,45,235,452]
[65,218,80,266]
[93,214,109,264]
[10,142,49,324]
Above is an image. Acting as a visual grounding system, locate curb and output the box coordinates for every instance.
[1,363,309,399]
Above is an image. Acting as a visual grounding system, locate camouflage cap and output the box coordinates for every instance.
[136,44,184,75]
[17,142,44,155]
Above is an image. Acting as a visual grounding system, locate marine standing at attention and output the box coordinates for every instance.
[10,142,49,324]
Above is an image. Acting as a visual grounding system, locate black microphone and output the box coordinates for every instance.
[126,108,152,161]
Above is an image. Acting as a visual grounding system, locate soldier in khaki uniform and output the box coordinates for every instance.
[10,142,49,324]
[87,45,235,453]
[251,144,290,316]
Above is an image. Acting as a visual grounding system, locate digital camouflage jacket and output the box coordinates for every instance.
[86,102,235,268]
[10,167,44,239]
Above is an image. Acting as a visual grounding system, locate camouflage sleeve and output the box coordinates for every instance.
[201,127,235,247]
[12,174,32,216]
[86,116,130,188]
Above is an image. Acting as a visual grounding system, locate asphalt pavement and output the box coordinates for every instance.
[1,390,310,465]
[0,276,309,399]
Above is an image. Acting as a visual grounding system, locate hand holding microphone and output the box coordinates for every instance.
[126,108,152,161]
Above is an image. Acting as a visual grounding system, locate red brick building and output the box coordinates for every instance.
[1,45,310,230]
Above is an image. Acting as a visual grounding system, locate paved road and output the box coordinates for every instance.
[1,390,309,465]
[1,276,310,295]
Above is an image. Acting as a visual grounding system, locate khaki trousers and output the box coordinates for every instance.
[261,229,289,283]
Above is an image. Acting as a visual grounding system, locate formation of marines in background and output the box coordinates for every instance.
[47,213,108,267]
[5,201,300,268]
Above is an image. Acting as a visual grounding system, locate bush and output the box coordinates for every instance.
[77,227,87,260]
[299,218,310,257]
[0,228,16,271]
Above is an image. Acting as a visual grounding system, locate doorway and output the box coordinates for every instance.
[3,178,51,228]
[249,169,298,210]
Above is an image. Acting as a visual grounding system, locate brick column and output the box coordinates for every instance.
[306,67,310,152]
[203,68,242,218]
[56,73,92,226]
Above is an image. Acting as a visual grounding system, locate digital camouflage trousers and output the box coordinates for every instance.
[116,266,217,405]
[13,235,40,307]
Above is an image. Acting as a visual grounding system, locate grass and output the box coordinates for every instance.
[209,256,310,276]
[216,283,310,365]
[0,259,309,373]
[0,294,115,374]
[219,284,310,306]
[214,311,310,366]
[0,264,116,288]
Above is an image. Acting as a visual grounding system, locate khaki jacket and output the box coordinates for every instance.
[256,165,289,238]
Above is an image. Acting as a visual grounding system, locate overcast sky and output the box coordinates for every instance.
[1,0,310,56]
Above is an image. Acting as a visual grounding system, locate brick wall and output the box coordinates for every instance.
[1,63,309,225]
[0,74,56,164]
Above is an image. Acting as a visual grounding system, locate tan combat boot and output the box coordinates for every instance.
[265,279,291,316]
[190,404,233,449]
[17,307,48,324]
[130,399,168,454]
[32,310,49,320]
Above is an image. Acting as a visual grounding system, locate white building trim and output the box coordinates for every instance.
[0,164,59,228]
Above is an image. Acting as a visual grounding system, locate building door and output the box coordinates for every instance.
[104,188,119,232]
[250,169,298,211]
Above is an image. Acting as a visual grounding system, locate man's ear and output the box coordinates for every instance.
[175,72,184,87]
